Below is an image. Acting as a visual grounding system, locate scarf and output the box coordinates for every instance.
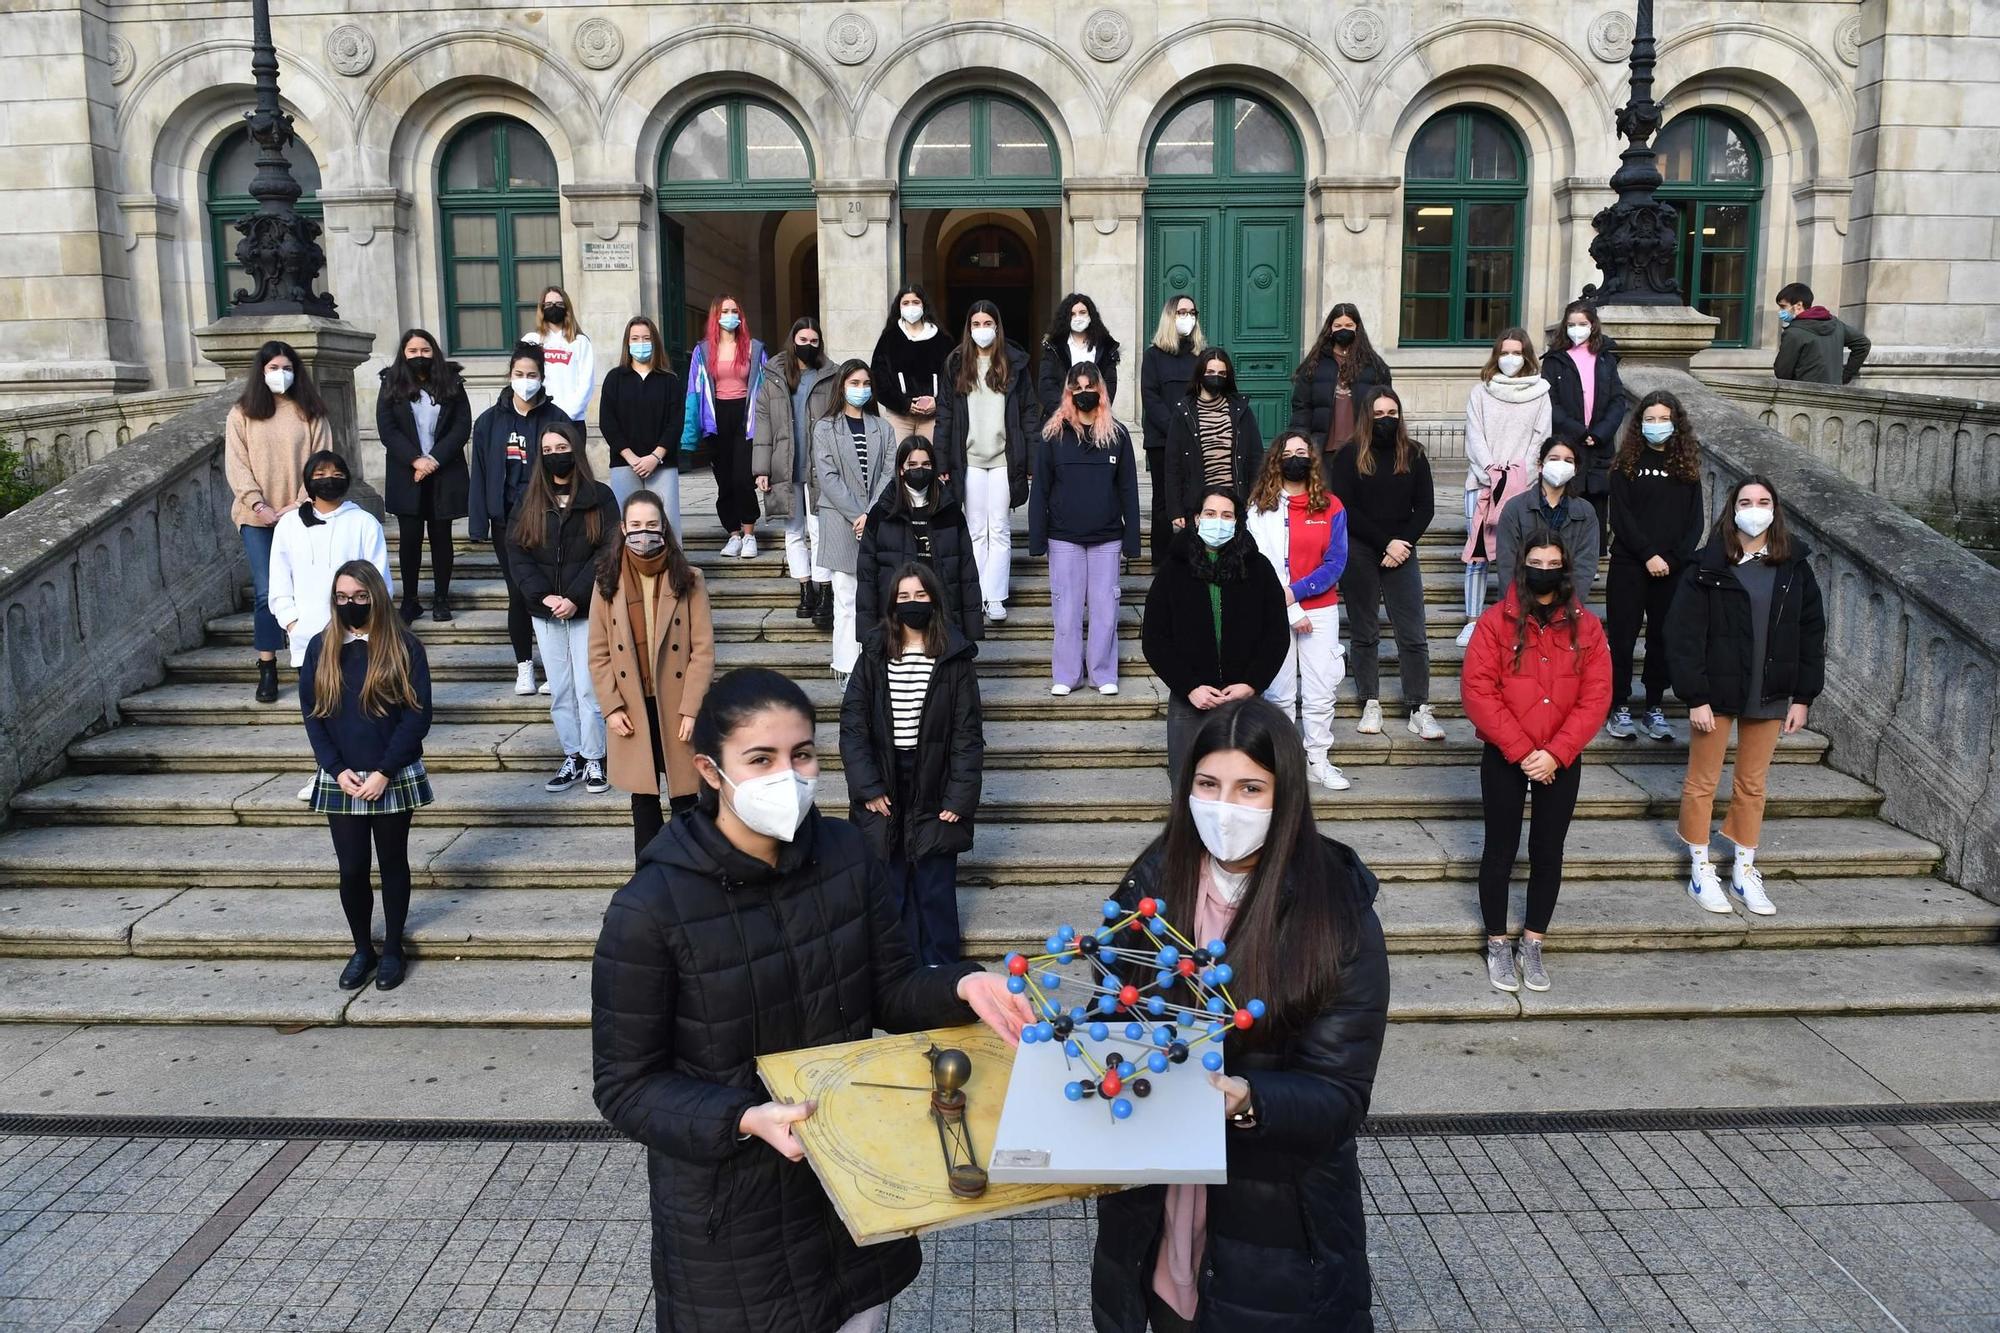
[620,546,669,695]
[1482,372,1551,406]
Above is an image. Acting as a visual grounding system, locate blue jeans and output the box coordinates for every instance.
[239,524,285,653]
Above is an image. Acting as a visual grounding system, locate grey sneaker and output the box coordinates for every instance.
[1606,706,1636,739]
[1642,707,1674,741]
[1517,938,1550,992]
[1485,938,1519,993]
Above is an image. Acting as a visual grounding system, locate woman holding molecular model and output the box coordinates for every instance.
[1080,695,1389,1333]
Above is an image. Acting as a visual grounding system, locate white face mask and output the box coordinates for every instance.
[1496,353,1525,377]
[1734,506,1775,538]
[710,760,816,842]
[1174,314,1197,338]
[1541,458,1577,489]
[1070,314,1091,335]
[1189,794,1271,866]
[970,326,997,349]
[511,376,541,400]
[1566,323,1592,345]
[901,303,925,325]
[264,367,294,395]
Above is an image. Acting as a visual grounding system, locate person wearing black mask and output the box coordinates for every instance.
[378,329,471,624]
[754,316,841,624]
[470,343,572,695]
[1289,304,1392,448]
[1163,348,1262,530]
[840,561,985,965]
[856,438,983,641]
[1140,295,1205,557]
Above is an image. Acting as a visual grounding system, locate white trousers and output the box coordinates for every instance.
[784,487,828,583]
[608,464,682,537]
[831,570,860,674]
[964,464,1013,605]
[533,614,605,761]
[1264,602,1345,761]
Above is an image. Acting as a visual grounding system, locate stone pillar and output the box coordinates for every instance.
[1061,179,1144,424]
[1552,179,1616,312]
[317,188,412,470]
[1791,179,1852,318]
[815,182,896,365]
[1309,176,1399,337]
[561,181,651,447]
[116,195,183,390]
[1587,306,1719,370]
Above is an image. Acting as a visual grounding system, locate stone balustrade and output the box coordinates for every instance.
[0,385,216,488]
[0,387,241,816]
[1635,366,2000,901]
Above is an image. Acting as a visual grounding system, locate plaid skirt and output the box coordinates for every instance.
[309,762,434,816]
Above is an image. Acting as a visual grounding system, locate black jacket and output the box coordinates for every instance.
[1162,393,1265,521]
[856,489,985,642]
[599,364,687,471]
[1287,352,1391,448]
[297,632,433,777]
[505,481,619,617]
[869,324,953,417]
[1541,342,1628,496]
[932,342,1039,509]
[1028,422,1142,557]
[1090,836,1390,1333]
[839,625,984,860]
[591,809,980,1333]
[1607,462,1704,566]
[377,370,472,519]
[1142,536,1290,702]
[1140,342,1200,453]
[467,386,571,542]
[1326,437,1435,553]
[1036,336,1122,418]
[1666,538,1826,715]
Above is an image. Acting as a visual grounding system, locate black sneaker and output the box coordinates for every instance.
[399,601,423,624]
[583,757,610,795]
[546,755,584,793]
[338,948,378,990]
[254,658,279,704]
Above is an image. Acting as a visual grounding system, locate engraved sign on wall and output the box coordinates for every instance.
[582,240,635,271]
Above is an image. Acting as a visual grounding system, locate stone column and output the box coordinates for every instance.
[1309,176,1399,336]
[316,188,412,467]
[1791,179,1852,319]
[1552,178,1616,312]
[1061,179,1144,424]
[116,195,183,390]
[560,181,651,438]
[815,182,896,365]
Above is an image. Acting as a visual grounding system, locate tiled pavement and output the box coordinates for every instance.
[3,1123,1999,1332]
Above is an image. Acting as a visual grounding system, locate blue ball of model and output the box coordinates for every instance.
[1202,1050,1224,1072]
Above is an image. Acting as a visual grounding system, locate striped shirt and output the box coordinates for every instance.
[1197,399,1234,489]
[886,651,935,750]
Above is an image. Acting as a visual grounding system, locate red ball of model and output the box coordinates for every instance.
[1176,958,1197,977]
[1117,984,1139,1006]
[1233,1008,1254,1030]
[1100,1072,1123,1097]
[1006,954,1029,976]
[1137,898,1158,918]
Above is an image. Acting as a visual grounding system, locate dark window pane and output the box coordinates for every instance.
[1702,202,1750,251]
[506,126,557,189]
[1705,120,1757,184]
[1466,202,1515,247]
[444,124,498,192]
[1699,250,1747,300]
[667,105,730,181]
[211,130,260,197]
[1152,99,1216,175]
[743,104,809,180]
[1656,117,1696,183]
[987,100,1054,176]
[1404,201,1456,248]
[1464,297,1513,342]
[1406,115,1457,180]
[1401,296,1450,341]
[909,101,973,177]
[1402,249,1451,293]
[1464,250,1514,295]
[1232,100,1296,174]
[1702,298,1745,344]
[1467,114,1520,180]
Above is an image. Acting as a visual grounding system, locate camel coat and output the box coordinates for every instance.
[588,565,716,799]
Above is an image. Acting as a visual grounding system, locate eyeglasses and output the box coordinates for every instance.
[333,593,372,605]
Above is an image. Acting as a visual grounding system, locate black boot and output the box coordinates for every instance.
[795,580,815,619]
[255,658,279,704]
[812,581,834,631]
[399,599,423,624]
[431,597,454,623]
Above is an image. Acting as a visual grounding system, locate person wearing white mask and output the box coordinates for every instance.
[1459,326,1552,645]
[1665,477,1825,918]
[1037,292,1122,418]
[591,667,1033,1333]
[1493,437,1601,602]
[469,343,572,695]
[869,284,952,445]
[932,301,1038,622]
[1605,391,1706,742]
[1088,697,1388,1333]
[1541,300,1628,552]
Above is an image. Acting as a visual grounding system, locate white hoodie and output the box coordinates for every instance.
[525,327,596,421]
[267,501,393,666]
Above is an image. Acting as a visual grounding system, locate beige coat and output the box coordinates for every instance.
[588,565,715,798]
[224,400,334,527]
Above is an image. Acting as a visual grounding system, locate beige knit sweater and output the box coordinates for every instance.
[224,400,334,527]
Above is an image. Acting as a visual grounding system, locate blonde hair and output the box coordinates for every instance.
[1150,296,1206,355]
[1478,326,1540,382]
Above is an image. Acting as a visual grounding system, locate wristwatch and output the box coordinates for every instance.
[1228,1092,1258,1130]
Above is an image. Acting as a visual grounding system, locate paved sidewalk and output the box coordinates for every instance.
[4,1120,1998,1332]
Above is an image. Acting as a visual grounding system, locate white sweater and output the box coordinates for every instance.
[525,328,596,421]
[267,502,393,666]
[1462,376,1552,492]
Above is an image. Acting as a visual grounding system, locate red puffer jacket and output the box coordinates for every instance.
[1461,587,1612,767]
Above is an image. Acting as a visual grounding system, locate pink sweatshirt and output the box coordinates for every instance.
[1568,344,1598,435]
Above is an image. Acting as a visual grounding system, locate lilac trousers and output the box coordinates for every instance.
[1047,538,1122,688]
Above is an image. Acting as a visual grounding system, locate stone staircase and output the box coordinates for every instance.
[1,478,1996,1107]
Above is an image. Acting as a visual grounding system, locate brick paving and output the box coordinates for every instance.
[3,1123,1998,1332]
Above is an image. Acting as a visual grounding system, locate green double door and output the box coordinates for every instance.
[1143,205,1302,441]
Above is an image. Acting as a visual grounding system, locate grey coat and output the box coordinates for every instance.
[1493,488,1601,600]
[811,410,898,575]
[751,352,841,520]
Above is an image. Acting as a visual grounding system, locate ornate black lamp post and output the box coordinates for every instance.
[229,0,337,316]
[1583,0,1683,305]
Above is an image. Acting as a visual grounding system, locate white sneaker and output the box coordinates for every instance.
[1407,704,1445,741]
[1098,682,1119,696]
[1455,621,1478,648]
[1732,861,1776,916]
[986,601,1007,622]
[1688,860,1732,913]
[514,661,536,696]
[721,533,744,558]
[296,779,315,802]
[1307,758,1352,792]
[1050,683,1071,697]
[1357,699,1383,735]
[740,534,758,559]
[538,680,551,695]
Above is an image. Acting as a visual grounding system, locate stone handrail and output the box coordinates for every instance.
[1632,366,2000,900]
[0,384,217,487]
[1699,373,2000,556]
[0,387,242,817]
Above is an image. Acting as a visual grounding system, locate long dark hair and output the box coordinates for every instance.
[1298,303,1386,388]
[1182,487,1253,583]
[508,418,605,551]
[237,340,329,422]
[1614,389,1701,482]
[690,668,816,815]
[1510,531,1580,670]
[954,300,1013,395]
[1353,386,1421,476]
[1548,299,1606,356]
[1045,291,1119,360]
[884,283,935,335]
[1717,473,1794,563]
[618,316,671,375]
[1248,430,1330,514]
[1185,347,1238,400]
[1152,697,1361,1045]
[781,316,821,390]
[879,559,951,659]
[380,327,463,404]
[595,490,692,600]
[824,358,875,420]
[878,436,938,520]
[309,561,422,720]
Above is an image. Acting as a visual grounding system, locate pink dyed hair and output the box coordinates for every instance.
[1039,364,1119,447]
[701,295,750,375]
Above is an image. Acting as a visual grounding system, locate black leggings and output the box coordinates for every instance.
[1478,742,1583,937]
[397,477,455,605]
[495,536,534,662]
[328,811,413,954]
[709,396,758,532]
[629,695,697,861]
[1605,557,1677,707]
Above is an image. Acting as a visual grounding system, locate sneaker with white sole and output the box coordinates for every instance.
[1486,938,1519,993]
[1642,707,1674,742]
[1688,859,1732,913]
[1356,699,1383,735]
[545,755,584,794]
[538,680,551,695]
[721,534,744,558]
[1731,861,1776,915]
[1098,683,1119,696]
[1407,703,1445,741]
[1307,758,1353,792]
[741,535,758,559]
[986,601,1007,621]
[514,661,537,696]
[583,757,611,795]
[1050,683,1071,697]
[1606,705,1636,739]
[1517,938,1550,992]
[1455,621,1478,648]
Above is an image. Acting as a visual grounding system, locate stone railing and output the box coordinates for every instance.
[0,387,242,816]
[1632,366,2000,901]
[0,384,217,487]
[1700,374,2000,557]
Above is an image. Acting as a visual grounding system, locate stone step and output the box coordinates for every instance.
[66,718,1832,775]
[10,763,1884,829]
[5,876,1985,963]
[0,816,1940,890]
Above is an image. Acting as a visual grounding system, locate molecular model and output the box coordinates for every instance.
[1003,896,1266,1123]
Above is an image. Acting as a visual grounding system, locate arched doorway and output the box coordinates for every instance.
[1399,107,1528,346]
[1144,92,1305,436]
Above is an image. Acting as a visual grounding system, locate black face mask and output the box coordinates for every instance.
[542,303,567,325]
[1072,390,1101,413]
[1200,373,1228,394]
[1329,327,1357,348]
[1280,456,1313,483]
[542,452,576,480]
[335,602,372,630]
[903,466,935,493]
[1371,418,1401,448]
[1524,567,1566,597]
[408,356,433,380]
[795,343,823,368]
[306,474,351,502]
[894,602,934,631]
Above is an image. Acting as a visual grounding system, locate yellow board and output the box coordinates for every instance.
[756,1023,1107,1246]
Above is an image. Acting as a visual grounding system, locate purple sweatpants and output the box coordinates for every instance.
[1048,538,1122,688]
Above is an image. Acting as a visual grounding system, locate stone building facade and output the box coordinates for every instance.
[3,0,1996,432]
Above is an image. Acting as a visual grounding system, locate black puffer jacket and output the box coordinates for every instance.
[505,481,619,618]
[856,490,984,641]
[1541,341,1629,496]
[1162,393,1265,521]
[1141,534,1290,703]
[1140,342,1200,452]
[1090,835,1390,1333]
[932,342,1039,509]
[467,386,571,541]
[1287,352,1391,448]
[1036,337,1122,417]
[1666,537,1826,715]
[592,809,980,1333]
[839,625,983,861]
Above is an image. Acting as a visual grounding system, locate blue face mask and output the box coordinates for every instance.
[628,342,652,362]
[1197,517,1236,549]
[1777,309,1794,327]
[1641,421,1674,446]
[718,313,741,332]
[844,385,872,408]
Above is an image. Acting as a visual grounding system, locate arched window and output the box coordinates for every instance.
[657,96,814,210]
[1657,110,1762,347]
[1147,92,1300,181]
[1400,107,1527,345]
[438,116,561,355]
[901,94,1059,207]
[207,127,322,318]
